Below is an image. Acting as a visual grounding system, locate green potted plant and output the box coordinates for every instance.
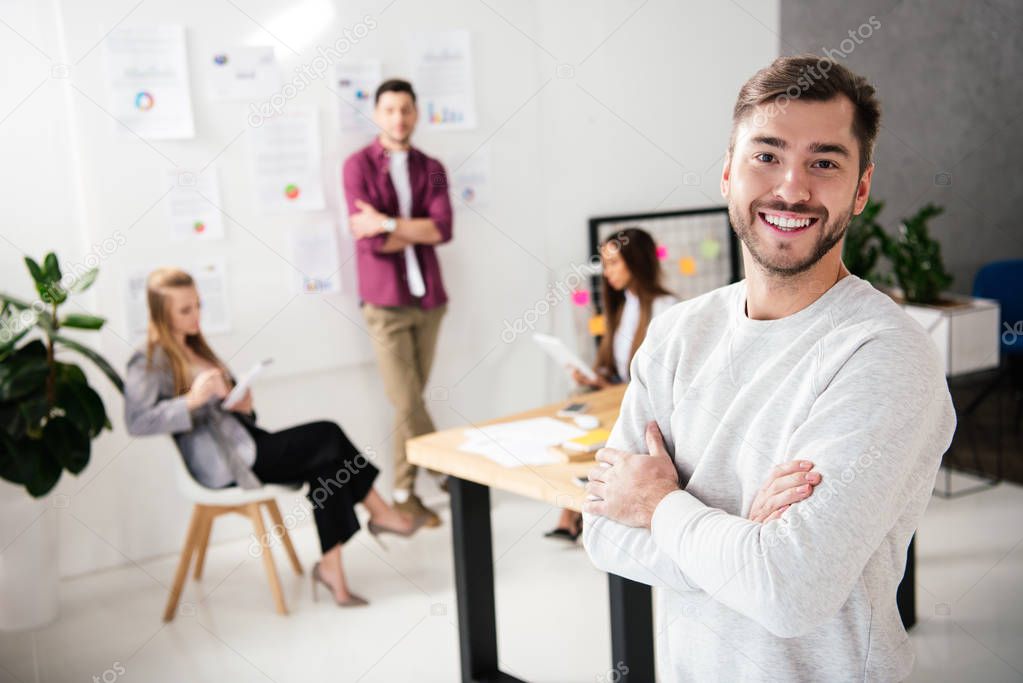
[0,252,122,630]
[842,198,887,284]
[876,204,999,375]
[880,203,954,305]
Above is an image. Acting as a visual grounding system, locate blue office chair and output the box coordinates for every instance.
[973,259,1023,356]
[948,260,1023,494]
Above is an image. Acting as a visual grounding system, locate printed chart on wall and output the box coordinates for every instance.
[409,30,477,130]
[591,208,739,305]
[102,25,195,139]
[333,60,381,134]
[451,147,491,208]
[165,168,225,241]
[123,259,232,340]
[249,108,326,212]
[288,220,342,294]
[205,45,281,101]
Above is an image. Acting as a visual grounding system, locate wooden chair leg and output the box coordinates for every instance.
[192,507,215,580]
[163,505,205,622]
[265,500,303,576]
[246,502,288,615]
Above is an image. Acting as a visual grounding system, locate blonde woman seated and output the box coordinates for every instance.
[124,268,422,607]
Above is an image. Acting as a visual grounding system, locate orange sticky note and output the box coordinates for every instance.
[589,314,606,336]
[679,256,697,276]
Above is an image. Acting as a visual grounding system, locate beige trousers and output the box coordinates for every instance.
[362,303,446,492]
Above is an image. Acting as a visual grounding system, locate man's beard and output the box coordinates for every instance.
[383,129,411,146]
[728,197,854,277]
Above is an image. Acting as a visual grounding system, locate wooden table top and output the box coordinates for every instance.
[406,385,627,513]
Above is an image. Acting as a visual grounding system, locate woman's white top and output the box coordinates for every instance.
[613,292,678,381]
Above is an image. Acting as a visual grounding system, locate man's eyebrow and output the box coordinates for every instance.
[751,135,787,149]
[808,141,851,157]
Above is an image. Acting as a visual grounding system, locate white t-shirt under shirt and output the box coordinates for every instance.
[387,150,426,298]
[583,275,956,681]
[612,291,678,381]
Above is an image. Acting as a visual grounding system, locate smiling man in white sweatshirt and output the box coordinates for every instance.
[582,55,956,682]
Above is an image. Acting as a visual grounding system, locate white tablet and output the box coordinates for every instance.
[532,333,599,381]
[222,358,273,409]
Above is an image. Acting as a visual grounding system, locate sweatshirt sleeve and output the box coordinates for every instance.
[582,315,700,593]
[648,329,956,638]
[124,351,193,437]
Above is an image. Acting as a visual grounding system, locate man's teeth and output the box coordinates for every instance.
[762,213,813,230]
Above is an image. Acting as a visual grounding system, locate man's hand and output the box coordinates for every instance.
[583,421,680,528]
[748,460,822,523]
[349,199,387,239]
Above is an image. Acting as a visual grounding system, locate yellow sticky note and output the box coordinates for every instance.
[589,314,606,336]
[679,256,697,276]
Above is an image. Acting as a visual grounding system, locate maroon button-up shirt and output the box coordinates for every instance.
[342,138,453,309]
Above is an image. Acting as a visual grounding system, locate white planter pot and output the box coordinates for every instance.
[898,293,1001,377]
[0,479,59,631]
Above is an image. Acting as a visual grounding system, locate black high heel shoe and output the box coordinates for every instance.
[544,515,583,543]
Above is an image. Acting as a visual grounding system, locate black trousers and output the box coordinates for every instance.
[243,420,378,553]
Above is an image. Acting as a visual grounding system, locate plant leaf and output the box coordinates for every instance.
[0,325,32,359]
[56,362,87,385]
[53,335,124,393]
[43,416,90,475]
[26,441,62,497]
[69,268,98,294]
[60,313,105,330]
[43,252,62,283]
[0,432,26,486]
[57,378,107,438]
[24,257,46,286]
[0,357,49,401]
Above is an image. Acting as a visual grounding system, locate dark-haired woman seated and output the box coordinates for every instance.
[546,228,677,542]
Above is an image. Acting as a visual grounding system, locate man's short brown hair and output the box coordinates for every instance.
[730,54,881,177]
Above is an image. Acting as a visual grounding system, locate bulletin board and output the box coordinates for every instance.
[587,206,742,314]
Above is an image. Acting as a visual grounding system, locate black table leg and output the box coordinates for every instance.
[449,477,525,683]
[608,574,656,683]
[897,535,916,630]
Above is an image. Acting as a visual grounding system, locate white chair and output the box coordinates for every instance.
[163,456,308,621]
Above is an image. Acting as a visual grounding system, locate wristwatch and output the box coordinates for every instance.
[381,217,398,233]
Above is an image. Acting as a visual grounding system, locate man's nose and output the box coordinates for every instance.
[773,166,811,205]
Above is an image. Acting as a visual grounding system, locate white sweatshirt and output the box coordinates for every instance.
[583,276,955,682]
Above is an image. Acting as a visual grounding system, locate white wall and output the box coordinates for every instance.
[0,0,778,577]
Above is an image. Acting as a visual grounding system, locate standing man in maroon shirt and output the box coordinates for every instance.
[342,79,452,527]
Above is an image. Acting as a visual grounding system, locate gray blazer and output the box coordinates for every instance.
[124,347,261,489]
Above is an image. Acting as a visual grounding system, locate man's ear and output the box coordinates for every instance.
[852,162,875,215]
[720,151,732,199]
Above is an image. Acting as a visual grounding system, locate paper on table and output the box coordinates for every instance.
[223,358,273,409]
[459,417,586,467]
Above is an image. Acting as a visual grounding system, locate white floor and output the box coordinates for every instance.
[1,471,1021,682]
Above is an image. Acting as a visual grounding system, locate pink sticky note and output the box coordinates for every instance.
[571,290,590,306]
[656,244,668,260]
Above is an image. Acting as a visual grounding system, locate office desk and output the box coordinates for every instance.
[408,385,917,682]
